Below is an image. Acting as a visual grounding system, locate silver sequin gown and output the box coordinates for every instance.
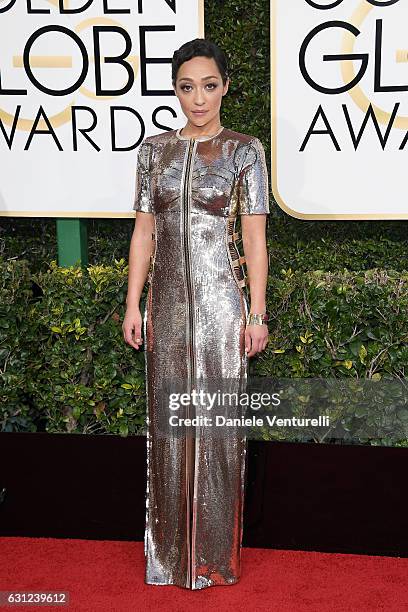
[133,125,270,590]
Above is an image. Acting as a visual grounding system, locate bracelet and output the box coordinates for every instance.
[247,312,269,326]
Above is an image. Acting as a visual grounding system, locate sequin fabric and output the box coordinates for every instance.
[133,126,269,589]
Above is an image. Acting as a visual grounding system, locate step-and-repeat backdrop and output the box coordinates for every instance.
[271,0,407,219]
[0,0,203,217]
[2,1,405,220]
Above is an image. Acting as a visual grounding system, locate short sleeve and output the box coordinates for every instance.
[238,137,270,215]
[133,140,154,213]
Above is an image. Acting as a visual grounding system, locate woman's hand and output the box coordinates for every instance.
[122,306,144,350]
[245,324,268,358]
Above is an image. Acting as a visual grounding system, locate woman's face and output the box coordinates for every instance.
[173,55,229,128]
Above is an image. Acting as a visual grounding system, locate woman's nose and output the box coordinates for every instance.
[193,89,205,105]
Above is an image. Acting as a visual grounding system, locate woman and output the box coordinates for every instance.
[123,38,270,590]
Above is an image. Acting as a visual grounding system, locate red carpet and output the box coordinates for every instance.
[0,538,407,611]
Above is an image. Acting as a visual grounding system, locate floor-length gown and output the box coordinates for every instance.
[133,125,269,590]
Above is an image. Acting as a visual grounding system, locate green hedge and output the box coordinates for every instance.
[263,268,408,379]
[1,258,406,446]
[0,260,34,431]
[0,259,146,435]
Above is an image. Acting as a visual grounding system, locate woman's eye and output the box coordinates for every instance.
[180,83,217,92]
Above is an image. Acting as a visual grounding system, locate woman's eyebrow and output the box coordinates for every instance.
[178,75,219,82]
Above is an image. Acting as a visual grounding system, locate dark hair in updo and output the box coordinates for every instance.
[172,38,229,86]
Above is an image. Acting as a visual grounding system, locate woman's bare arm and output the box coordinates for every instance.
[123,211,155,349]
[240,214,269,357]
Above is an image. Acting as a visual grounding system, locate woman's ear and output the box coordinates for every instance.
[223,78,230,96]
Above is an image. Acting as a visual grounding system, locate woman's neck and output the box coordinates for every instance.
[181,119,222,139]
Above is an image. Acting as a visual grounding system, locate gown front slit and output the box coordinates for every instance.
[133,125,270,590]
